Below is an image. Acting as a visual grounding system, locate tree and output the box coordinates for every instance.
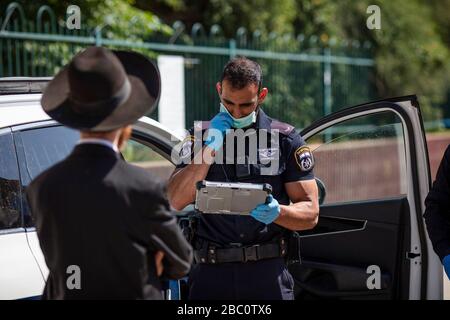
[136,0,450,123]
[0,0,171,39]
[135,0,297,37]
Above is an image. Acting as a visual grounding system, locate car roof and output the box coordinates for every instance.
[0,94,50,128]
[0,94,182,143]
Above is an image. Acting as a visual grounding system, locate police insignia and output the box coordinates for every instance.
[179,135,195,159]
[258,148,278,161]
[295,146,314,172]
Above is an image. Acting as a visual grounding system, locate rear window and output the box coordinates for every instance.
[16,126,78,227]
[0,130,21,230]
[19,126,79,181]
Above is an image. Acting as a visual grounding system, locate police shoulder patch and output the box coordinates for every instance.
[294,146,314,172]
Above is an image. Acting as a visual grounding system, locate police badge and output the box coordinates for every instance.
[295,146,315,172]
[179,135,195,159]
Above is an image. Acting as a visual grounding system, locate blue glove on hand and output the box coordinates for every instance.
[250,195,281,225]
[205,112,233,151]
[443,255,450,280]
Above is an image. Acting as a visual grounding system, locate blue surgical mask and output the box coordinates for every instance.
[220,103,257,129]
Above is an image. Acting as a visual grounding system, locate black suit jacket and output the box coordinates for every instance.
[424,144,450,261]
[26,143,192,300]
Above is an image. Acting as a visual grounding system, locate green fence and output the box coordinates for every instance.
[0,2,375,129]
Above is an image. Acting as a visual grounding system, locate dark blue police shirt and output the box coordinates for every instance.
[176,109,315,247]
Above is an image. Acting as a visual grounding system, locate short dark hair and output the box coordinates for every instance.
[221,56,262,91]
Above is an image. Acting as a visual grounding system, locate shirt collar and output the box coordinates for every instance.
[255,108,272,130]
[77,138,119,153]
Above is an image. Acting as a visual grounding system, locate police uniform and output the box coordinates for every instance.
[176,109,314,300]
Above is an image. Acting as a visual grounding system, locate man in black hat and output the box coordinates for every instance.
[26,46,193,300]
[168,57,318,300]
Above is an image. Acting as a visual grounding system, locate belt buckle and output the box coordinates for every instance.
[244,245,259,262]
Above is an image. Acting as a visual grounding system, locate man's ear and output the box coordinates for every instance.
[118,125,132,151]
[258,87,268,103]
[216,82,222,95]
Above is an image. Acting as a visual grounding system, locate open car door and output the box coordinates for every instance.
[290,96,442,300]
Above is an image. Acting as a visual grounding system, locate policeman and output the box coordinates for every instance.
[424,144,450,280]
[168,57,319,300]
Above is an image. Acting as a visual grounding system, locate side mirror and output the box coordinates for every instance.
[315,177,326,205]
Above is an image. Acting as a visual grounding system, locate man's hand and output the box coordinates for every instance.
[155,250,165,277]
[250,195,281,225]
[444,254,450,280]
[205,112,233,151]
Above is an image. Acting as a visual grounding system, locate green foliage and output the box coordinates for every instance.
[327,0,449,122]
[144,0,450,123]
[90,0,173,40]
[135,0,297,37]
[0,0,172,38]
[0,0,171,77]
[1,0,448,126]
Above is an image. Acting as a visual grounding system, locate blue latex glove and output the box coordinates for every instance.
[205,112,233,151]
[250,195,281,225]
[444,255,450,280]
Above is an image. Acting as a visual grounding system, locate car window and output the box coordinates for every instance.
[122,139,188,215]
[15,126,79,227]
[0,130,21,230]
[16,125,175,226]
[19,126,79,182]
[122,139,175,183]
[306,111,407,204]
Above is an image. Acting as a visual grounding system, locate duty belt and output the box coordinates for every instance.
[194,238,287,264]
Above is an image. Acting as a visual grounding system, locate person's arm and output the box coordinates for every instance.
[275,179,319,230]
[154,251,165,276]
[143,190,193,279]
[250,134,319,230]
[250,179,319,231]
[424,145,450,270]
[167,146,215,210]
[168,112,233,210]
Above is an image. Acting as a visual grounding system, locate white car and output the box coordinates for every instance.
[0,78,443,300]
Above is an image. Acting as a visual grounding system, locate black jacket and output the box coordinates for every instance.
[26,143,192,299]
[424,144,450,261]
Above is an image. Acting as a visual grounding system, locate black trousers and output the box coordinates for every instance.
[188,258,294,300]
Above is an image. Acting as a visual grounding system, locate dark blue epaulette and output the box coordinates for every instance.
[270,120,296,136]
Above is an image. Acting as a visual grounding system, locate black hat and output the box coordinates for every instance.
[41,46,161,131]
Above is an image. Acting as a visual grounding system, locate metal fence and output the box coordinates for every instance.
[0,2,376,129]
